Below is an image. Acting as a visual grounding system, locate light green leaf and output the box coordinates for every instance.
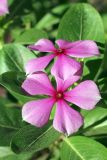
[0,147,35,160]
[81,106,107,136]
[84,120,107,136]
[102,14,107,41]
[83,107,107,129]
[0,147,14,159]
[0,44,36,75]
[61,136,107,160]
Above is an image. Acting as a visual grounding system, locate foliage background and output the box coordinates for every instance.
[0,0,107,159]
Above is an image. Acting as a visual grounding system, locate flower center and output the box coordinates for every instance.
[56,92,63,99]
[57,48,63,53]
[54,48,64,56]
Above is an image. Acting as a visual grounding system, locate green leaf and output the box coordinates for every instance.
[0,147,14,158]
[0,98,24,129]
[0,147,35,160]
[36,4,68,30]
[98,78,107,92]
[0,72,36,103]
[0,128,16,146]
[61,136,107,160]
[98,78,107,103]
[83,107,107,129]
[0,98,24,146]
[102,14,107,41]
[0,44,35,75]
[57,3,105,43]
[11,122,60,153]
[84,121,107,136]
[15,28,48,44]
[83,56,103,80]
[80,106,107,136]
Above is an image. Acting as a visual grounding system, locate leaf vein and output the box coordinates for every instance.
[64,138,85,160]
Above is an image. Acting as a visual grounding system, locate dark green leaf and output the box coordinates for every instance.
[0,98,23,129]
[36,4,68,30]
[0,128,16,146]
[0,72,36,103]
[98,78,107,103]
[0,98,24,146]
[11,122,60,153]
[57,3,105,43]
[15,28,48,44]
[83,56,103,80]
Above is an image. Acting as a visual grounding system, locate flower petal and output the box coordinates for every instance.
[51,54,81,80]
[56,75,80,92]
[53,100,83,136]
[64,80,101,110]
[22,98,55,127]
[65,40,100,58]
[25,54,55,74]
[22,72,55,96]
[28,39,55,52]
[0,0,9,16]
[56,39,74,49]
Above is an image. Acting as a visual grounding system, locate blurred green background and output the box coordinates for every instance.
[0,0,107,44]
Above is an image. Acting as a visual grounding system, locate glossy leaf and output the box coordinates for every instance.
[61,136,107,160]
[84,121,107,136]
[57,3,105,43]
[83,107,107,129]
[0,44,36,75]
[81,106,107,136]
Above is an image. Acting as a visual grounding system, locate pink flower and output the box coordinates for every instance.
[26,39,100,80]
[0,0,9,16]
[22,72,101,136]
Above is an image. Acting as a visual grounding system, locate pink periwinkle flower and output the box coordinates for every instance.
[26,39,100,80]
[22,72,101,136]
[0,0,9,16]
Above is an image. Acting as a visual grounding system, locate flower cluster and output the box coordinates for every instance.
[22,39,101,136]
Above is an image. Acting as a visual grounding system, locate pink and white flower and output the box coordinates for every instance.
[26,39,100,80]
[0,0,9,16]
[22,72,101,136]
